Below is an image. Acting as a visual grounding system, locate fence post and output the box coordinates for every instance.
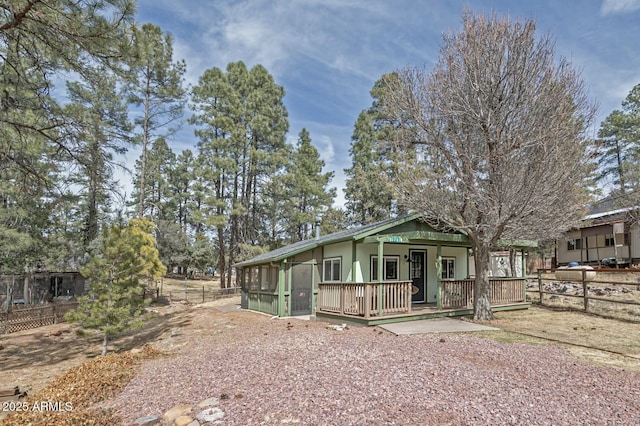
[202,286,205,303]
[582,269,588,312]
[538,269,543,306]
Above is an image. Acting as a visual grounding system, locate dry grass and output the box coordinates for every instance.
[475,305,640,371]
[156,276,224,294]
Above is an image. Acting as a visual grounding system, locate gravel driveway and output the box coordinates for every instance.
[106,308,640,425]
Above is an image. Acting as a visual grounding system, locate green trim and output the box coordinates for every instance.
[311,261,316,314]
[362,231,470,245]
[496,239,538,248]
[377,240,384,316]
[287,261,292,315]
[436,245,442,309]
[351,240,357,283]
[351,213,425,240]
[278,262,285,316]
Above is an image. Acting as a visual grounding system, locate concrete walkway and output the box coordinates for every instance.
[379,318,500,335]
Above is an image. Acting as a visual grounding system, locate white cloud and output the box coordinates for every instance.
[600,0,640,15]
[316,135,335,165]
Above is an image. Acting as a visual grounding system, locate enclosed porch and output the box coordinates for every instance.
[317,278,529,325]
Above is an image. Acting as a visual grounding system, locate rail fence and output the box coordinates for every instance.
[161,286,241,304]
[532,269,640,321]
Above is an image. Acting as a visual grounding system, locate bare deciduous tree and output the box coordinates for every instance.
[382,11,596,320]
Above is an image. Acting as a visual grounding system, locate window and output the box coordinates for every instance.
[441,258,455,280]
[323,258,341,282]
[371,256,399,281]
[605,234,615,247]
[248,267,259,291]
[260,266,278,291]
[567,238,582,251]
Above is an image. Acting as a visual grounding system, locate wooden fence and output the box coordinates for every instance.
[1,302,78,335]
[534,269,640,317]
[164,286,241,304]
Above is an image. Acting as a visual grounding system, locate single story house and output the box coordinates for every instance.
[235,214,533,325]
[557,206,640,267]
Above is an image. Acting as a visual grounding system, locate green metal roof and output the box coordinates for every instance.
[233,213,536,267]
[234,214,424,267]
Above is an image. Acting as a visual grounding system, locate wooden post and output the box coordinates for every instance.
[582,269,588,312]
[202,286,205,303]
[436,245,442,309]
[278,262,286,317]
[377,239,384,317]
[538,269,543,306]
[521,249,527,303]
[364,283,371,319]
[4,301,9,333]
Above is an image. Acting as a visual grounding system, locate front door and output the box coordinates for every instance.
[410,250,426,303]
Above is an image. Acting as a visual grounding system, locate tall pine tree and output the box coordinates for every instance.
[596,84,640,202]
[281,128,336,242]
[127,23,187,218]
[344,73,407,226]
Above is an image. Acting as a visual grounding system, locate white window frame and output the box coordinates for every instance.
[323,257,341,282]
[567,238,582,251]
[371,256,400,281]
[441,257,456,280]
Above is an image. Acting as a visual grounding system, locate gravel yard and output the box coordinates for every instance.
[105,306,640,425]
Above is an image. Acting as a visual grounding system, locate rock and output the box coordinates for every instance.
[130,348,143,355]
[163,404,193,423]
[133,415,162,425]
[196,407,225,423]
[197,397,220,408]
[187,421,200,426]
[174,415,194,426]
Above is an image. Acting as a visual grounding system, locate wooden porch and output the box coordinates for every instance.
[317,278,529,326]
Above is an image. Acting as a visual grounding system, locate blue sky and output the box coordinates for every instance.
[134,0,640,207]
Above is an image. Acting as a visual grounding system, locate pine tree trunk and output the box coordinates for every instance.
[473,244,494,320]
[102,334,108,356]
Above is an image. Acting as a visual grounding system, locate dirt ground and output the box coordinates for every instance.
[3,299,640,407]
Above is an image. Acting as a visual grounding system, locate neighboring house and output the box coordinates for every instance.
[556,206,640,267]
[235,214,533,325]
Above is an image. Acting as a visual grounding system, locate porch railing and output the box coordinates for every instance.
[442,278,526,308]
[318,281,412,318]
[319,279,526,317]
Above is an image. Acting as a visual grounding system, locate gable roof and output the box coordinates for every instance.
[234,213,425,267]
[234,213,537,268]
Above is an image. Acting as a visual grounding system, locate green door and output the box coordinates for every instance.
[410,250,426,303]
[291,263,312,315]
